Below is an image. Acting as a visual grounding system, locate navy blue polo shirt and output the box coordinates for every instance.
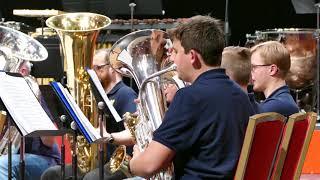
[248,92,259,114]
[105,81,137,160]
[258,85,299,117]
[153,69,254,180]
[24,96,60,163]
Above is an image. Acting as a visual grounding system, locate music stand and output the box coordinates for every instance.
[0,72,67,180]
[87,68,123,180]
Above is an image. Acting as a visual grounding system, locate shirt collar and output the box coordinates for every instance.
[107,81,125,96]
[267,85,290,99]
[193,68,228,84]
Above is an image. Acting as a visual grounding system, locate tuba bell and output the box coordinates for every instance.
[46,12,111,173]
[0,25,48,155]
[109,29,175,179]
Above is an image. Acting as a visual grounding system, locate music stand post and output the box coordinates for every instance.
[7,114,12,180]
[19,136,25,180]
[59,115,67,180]
[70,121,78,180]
[98,102,105,180]
[1,103,25,180]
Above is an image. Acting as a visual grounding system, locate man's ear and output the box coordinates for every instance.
[269,64,279,76]
[190,49,201,69]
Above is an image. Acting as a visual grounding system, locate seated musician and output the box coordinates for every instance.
[250,41,299,116]
[41,48,138,180]
[0,61,60,180]
[128,15,254,179]
[221,46,259,113]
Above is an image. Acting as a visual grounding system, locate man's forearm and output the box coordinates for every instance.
[111,129,135,145]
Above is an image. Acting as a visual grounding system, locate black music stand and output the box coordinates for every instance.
[87,68,123,180]
[0,72,68,180]
[47,84,76,180]
[50,83,81,180]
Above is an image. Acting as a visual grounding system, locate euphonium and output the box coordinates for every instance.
[109,29,175,179]
[46,13,111,173]
[0,25,48,155]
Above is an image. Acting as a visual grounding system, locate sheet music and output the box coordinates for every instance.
[0,72,57,136]
[87,69,122,122]
[53,82,102,143]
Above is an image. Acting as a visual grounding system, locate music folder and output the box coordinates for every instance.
[0,72,58,137]
[86,68,122,122]
[50,81,108,144]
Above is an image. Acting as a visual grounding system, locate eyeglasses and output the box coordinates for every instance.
[251,64,272,71]
[93,63,109,70]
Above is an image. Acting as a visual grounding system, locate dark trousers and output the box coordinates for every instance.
[83,163,127,180]
[40,164,84,180]
[40,164,127,180]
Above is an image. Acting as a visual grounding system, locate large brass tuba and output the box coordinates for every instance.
[109,29,175,179]
[46,12,111,173]
[0,25,48,155]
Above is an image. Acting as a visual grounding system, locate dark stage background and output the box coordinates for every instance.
[0,0,317,45]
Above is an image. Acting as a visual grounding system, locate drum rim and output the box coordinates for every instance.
[258,28,315,34]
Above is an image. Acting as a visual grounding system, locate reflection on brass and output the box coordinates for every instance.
[36,78,55,85]
[46,12,111,173]
[0,111,7,143]
[109,145,132,178]
[0,26,48,156]
[109,113,138,175]
[123,112,139,142]
[108,29,174,179]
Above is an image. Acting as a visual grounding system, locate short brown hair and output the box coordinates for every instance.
[221,46,251,86]
[251,41,290,78]
[168,15,225,66]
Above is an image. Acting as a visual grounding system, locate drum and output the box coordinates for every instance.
[249,28,317,89]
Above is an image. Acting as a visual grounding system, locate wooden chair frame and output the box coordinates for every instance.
[234,112,286,180]
[272,112,317,180]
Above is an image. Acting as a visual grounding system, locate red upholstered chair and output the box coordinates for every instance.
[55,135,72,164]
[271,112,317,180]
[234,112,286,180]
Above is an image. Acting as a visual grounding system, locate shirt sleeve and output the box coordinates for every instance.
[153,88,199,152]
[116,88,137,116]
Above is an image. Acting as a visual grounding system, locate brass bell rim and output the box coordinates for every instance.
[0,25,48,61]
[45,12,111,33]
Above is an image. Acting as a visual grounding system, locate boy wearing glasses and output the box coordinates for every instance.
[250,41,299,117]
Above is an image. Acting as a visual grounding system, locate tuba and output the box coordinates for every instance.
[0,25,48,155]
[109,29,175,179]
[46,13,111,173]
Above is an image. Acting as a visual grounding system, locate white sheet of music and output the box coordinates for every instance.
[55,82,101,142]
[0,72,57,136]
[87,69,122,122]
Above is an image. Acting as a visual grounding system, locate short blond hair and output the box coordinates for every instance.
[251,41,290,78]
[221,46,251,86]
[95,48,111,64]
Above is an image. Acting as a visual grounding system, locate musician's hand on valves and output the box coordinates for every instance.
[134,98,140,105]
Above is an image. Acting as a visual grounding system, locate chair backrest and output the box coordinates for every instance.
[234,112,286,180]
[271,112,317,180]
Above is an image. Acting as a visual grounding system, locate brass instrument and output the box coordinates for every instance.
[109,29,175,179]
[46,12,111,173]
[0,25,48,155]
